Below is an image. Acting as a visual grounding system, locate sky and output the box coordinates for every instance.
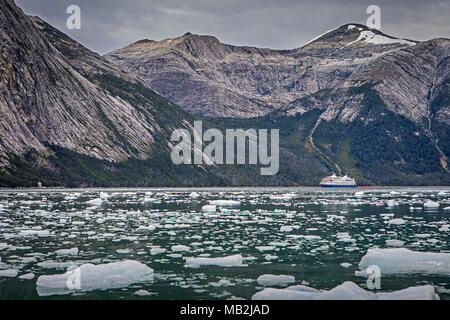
[15,0,450,55]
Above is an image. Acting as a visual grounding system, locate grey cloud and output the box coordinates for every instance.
[15,0,450,55]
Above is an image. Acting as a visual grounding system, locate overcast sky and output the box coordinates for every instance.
[16,0,450,55]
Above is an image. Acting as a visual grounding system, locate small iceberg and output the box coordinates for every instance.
[185,254,244,268]
[36,260,154,296]
[354,191,365,197]
[55,247,79,256]
[256,274,295,287]
[388,218,406,225]
[252,281,439,300]
[189,192,200,199]
[202,205,216,212]
[85,198,102,206]
[209,200,241,207]
[358,248,450,276]
[0,269,19,278]
[424,201,440,209]
[171,245,190,252]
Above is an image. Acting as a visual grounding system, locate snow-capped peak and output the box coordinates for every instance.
[347,29,416,46]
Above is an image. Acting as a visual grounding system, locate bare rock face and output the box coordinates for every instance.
[105,24,424,119]
[0,0,188,165]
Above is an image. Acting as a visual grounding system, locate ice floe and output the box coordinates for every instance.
[185,254,245,268]
[358,248,450,276]
[85,198,102,206]
[424,201,440,208]
[36,260,154,296]
[256,274,295,287]
[209,200,241,207]
[252,281,439,300]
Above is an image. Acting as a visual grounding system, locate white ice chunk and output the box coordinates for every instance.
[424,201,440,208]
[55,247,79,256]
[280,226,293,232]
[86,198,102,206]
[340,263,352,268]
[0,269,18,278]
[189,192,200,199]
[358,248,450,275]
[36,260,154,296]
[171,245,190,252]
[19,273,35,280]
[135,289,154,296]
[19,229,51,237]
[386,239,405,247]
[256,274,295,287]
[209,200,241,207]
[388,218,406,225]
[252,281,438,300]
[185,254,244,268]
[202,205,216,212]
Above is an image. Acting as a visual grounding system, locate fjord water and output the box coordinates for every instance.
[0,187,449,300]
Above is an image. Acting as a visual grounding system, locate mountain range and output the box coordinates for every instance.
[0,0,449,187]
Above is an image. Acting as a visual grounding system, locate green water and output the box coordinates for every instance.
[0,187,449,299]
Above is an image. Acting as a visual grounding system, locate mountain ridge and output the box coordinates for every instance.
[106,24,439,119]
[0,0,448,187]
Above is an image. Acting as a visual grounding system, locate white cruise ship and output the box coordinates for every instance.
[319,174,357,187]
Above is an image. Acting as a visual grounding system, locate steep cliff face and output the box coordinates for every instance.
[105,24,420,118]
[0,0,190,167]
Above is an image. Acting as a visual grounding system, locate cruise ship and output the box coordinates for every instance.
[319,174,357,187]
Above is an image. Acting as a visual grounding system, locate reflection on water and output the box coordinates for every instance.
[0,187,449,300]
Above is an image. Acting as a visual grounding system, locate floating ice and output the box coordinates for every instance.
[256,246,275,252]
[19,229,51,237]
[358,248,450,275]
[185,254,244,268]
[202,205,216,212]
[256,274,295,287]
[0,269,18,278]
[252,281,438,300]
[55,247,79,256]
[189,192,200,199]
[209,200,241,207]
[386,239,405,247]
[150,247,166,255]
[36,260,154,296]
[171,245,190,252]
[280,226,293,232]
[340,263,352,268]
[388,218,406,225]
[86,198,102,206]
[99,192,109,200]
[138,225,157,231]
[135,289,154,296]
[424,201,440,208]
[19,273,35,280]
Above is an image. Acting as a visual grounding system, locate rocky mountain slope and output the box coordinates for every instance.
[0,0,218,186]
[0,0,448,187]
[105,24,421,118]
[0,0,209,165]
